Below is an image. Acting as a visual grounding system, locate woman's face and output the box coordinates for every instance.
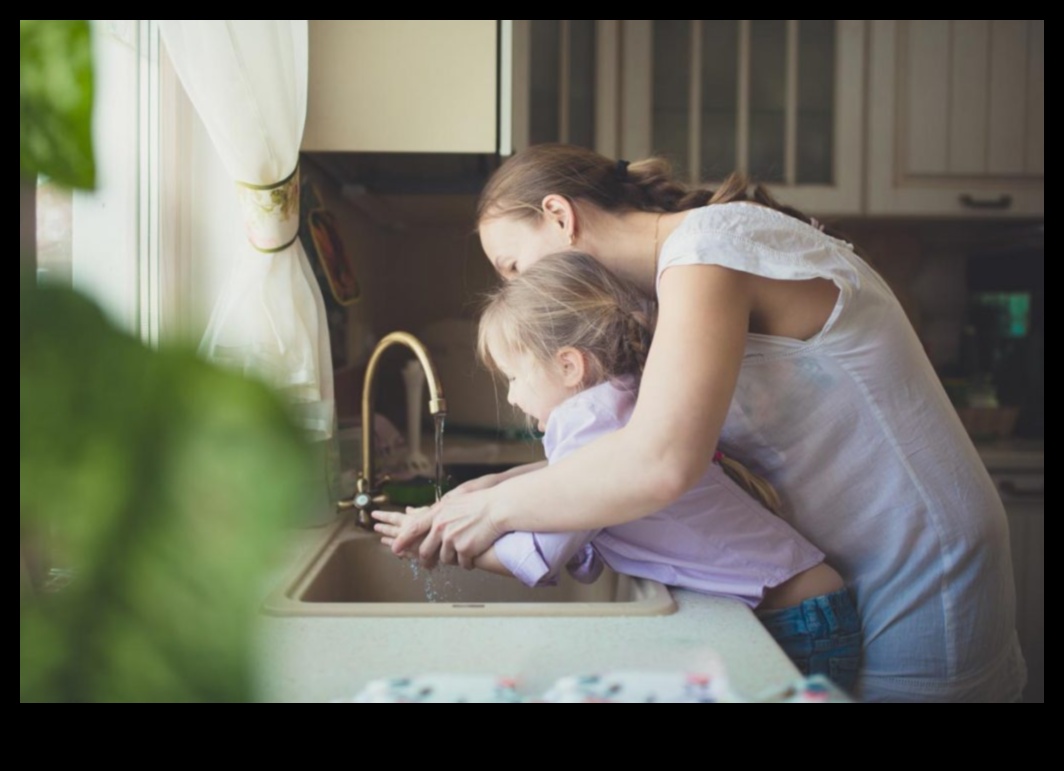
[479,214,568,280]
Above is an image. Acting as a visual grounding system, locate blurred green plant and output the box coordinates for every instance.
[20,20,96,189]
[20,21,314,703]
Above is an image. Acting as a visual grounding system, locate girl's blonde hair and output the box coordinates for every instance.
[477,251,783,516]
[477,143,835,239]
[477,251,655,388]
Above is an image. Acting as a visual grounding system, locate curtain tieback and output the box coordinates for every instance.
[236,164,301,254]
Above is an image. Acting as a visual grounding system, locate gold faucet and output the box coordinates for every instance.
[339,331,447,528]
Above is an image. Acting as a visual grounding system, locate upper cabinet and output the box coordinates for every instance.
[303,20,507,154]
[602,20,867,216]
[868,20,1044,218]
[510,21,603,153]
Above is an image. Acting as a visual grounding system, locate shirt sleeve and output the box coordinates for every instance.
[493,530,603,587]
[493,390,624,587]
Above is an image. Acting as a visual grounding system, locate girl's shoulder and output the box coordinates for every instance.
[544,379,638,461]
[562,378,639,424]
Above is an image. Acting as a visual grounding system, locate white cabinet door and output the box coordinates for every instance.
[303,21,502,154]
[996,469,1044,704]
[613,20,866,217]
[868,20,1044,218]
[510,20,632,158]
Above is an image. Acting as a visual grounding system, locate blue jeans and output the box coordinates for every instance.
[756,588,863,696]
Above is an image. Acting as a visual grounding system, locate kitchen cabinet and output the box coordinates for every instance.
[510,20,634,159]
[867,20,1044,218]
[303,20,507,154]
[511,20,600,153]
[992,463,1044,704]
[603,20,866,216]
[981,445,1044,703]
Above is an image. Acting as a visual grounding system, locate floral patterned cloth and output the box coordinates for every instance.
[337,672,854,704]
[236,166,301,253]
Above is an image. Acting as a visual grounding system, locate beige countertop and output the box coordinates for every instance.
[252,525,802,703]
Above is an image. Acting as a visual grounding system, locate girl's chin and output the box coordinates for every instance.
[536,419,546,432]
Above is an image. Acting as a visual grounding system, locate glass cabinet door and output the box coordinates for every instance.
[512,20,598,152]
[620,20,866,215]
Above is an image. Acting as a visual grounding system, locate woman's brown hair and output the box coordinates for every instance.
[477,143,833,237]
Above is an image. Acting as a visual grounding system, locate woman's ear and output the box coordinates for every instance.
[541,194,577,246]
[556,347,587,389]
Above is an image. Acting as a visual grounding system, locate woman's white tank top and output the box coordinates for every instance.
[657,202,1026,703]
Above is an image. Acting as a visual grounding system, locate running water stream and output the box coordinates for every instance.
[407,412,454,602]
[434,413,446,503]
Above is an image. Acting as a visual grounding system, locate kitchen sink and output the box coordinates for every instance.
[263,517,676,618]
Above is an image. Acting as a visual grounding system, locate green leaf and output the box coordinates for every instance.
[20,20,96,189]
[21,282,315,703]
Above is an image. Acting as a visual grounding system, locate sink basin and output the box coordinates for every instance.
[264,518,676,618]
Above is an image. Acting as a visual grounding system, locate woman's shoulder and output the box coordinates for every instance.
[658,202,865,289]
[673,202,828,244]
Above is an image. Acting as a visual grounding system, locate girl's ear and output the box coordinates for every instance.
[556,347,587,389]
[541,194,577,246]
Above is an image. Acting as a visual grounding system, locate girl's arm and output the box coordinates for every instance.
[395,264,754,569]
[444,460,547,497]
[375,512,599,585]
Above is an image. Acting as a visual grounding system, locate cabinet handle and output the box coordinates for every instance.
[999,481,1044,500]
[959,194,1014,211]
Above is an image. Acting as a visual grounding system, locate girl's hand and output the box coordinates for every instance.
[372,508,428,561]
[391,489,505,571]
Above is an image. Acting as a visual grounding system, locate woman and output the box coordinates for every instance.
[389,144,1026,703]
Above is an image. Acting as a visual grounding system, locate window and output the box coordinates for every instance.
[34,20,164,345]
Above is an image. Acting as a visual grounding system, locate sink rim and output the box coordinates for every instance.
[263,517,677,618]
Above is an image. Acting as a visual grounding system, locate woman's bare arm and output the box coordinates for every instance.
[395,264,754,568]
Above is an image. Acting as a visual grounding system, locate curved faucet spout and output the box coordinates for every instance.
[339,331,447,528]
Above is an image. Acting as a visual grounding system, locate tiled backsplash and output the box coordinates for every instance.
[834,219,1043,372]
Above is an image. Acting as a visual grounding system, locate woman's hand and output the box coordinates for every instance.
[388,488,505,571]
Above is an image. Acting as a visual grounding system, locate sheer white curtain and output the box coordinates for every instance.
[159,20,333,442]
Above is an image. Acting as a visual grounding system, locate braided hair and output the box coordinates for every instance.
[477,143,839,239]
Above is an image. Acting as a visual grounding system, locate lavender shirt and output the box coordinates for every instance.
[493,377,826,609]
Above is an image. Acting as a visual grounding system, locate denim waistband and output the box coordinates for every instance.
[755,588,860,638]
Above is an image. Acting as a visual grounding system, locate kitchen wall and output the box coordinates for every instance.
[21,179,36,274]
[299,158,503,429]
[831,218,1043,371]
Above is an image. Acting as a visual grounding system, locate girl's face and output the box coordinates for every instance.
[492,346,573,433]
[479,214,568,280]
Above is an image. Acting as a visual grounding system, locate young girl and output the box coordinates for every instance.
[376,251,862,693]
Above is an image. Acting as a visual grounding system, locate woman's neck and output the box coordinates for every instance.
[580,208,692,295]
